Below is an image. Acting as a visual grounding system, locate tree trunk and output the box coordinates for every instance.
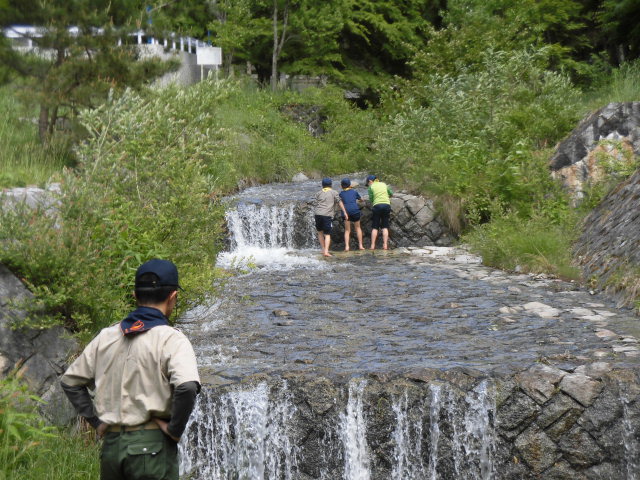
[271,0,279,91]
[38,105,49,144]
[270,0,289,91]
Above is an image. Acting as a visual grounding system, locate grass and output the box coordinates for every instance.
[463,212,582,281]
[5,430,100,480]
[0,84,71,189]
[0,376,99,480]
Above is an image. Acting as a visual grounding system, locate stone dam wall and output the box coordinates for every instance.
[182,365,640,479]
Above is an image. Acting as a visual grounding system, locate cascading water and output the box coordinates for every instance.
[180,382,299,479]
[217,198,321,270]
[180,377,498,479]
[341,380,371,480]
[179,179,640,478]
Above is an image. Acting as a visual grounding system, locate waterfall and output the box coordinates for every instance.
[622,390,639,479]
[427,384,442,480]
[226,203,297,250]
[341,380,371,480]
[389,381,495,480]
[179,379,497,479]
[179,382,299,479]
[218,201,323,270]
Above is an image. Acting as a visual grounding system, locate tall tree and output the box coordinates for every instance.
[0,0,175,142]
[597,0,640,64]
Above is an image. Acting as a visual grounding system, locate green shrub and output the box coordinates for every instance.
[0,79,377,338]
[464,210,582,281]
[373,48,581,226]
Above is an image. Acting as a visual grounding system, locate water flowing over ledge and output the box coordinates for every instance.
[178,180,640,479]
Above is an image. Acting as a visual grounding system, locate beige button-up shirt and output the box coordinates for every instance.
[61,324,200,426]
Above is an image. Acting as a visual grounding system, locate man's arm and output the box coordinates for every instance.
[153,381,201,442]
[60,382,102,429]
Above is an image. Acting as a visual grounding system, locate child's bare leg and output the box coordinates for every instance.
[370,228,378,250]
[344,220,351,251]
[317,231,325,254]
[355,221,364,249]
[382,228,389,250]
[324,234,332,256]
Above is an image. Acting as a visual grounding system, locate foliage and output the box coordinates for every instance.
[374,47,580,225]
[0,376,57,479]
[0,374,99,479]
[584,60,640,108]
[464,210,582,281]
[1,83,229,337]
[0,0,175,142]
[0,83,72,188]
[597,0,640,65]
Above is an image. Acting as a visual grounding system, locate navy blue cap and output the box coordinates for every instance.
[322,177,332,187]
[135,259,181,289]
[366,175,377,184]
[341,178,351,188]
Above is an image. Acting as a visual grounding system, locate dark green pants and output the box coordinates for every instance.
[101,429,178,480]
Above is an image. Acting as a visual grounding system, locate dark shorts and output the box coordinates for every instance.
[315,215,333,234]
[343,211,361,222]
[371,203,391,230]
[101,429,178,480]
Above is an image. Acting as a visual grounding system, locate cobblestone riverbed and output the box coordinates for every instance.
[181,246,640,384]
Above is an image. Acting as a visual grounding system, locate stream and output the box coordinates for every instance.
[178,179,640,479]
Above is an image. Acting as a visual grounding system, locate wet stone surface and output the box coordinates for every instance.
[180,248,640,383]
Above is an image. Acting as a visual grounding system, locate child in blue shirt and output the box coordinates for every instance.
[339,178,365,251]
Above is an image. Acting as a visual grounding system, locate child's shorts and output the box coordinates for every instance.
[315,215,333,234]
[343,211,361,222]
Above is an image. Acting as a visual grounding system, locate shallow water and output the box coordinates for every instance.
[182,181,640,383]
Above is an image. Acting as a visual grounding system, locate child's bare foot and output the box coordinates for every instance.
[345,247,350,252]
[382,246,388,250]
[323,252,333,257]
[358,246,365,250]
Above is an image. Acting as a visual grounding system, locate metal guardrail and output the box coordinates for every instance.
[3,25,215,57]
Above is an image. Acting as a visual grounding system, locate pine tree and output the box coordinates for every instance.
[0,0,175,142]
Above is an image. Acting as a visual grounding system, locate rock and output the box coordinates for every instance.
[549,102,640,201]
[497,391,541,437]
[0,263,77,426]
[514,426,559,473]
[522,302,561,318]
[594,329,617,339]
[405,196,425,215]
[558,426,605,468]
[573,362,611,379]
[516,364,567,405]
[575,168,640,308]
[273,309,291,317]
[292,172,309,182]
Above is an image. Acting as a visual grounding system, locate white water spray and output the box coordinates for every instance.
[622,390,640,479]
[219,202,324,270]
[341,379,371,480]
[180,382,298,479]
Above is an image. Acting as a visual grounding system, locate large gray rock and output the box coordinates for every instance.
[0,263,77,424]
[550,102,640,202]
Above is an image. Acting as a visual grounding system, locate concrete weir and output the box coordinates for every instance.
[177,179,640,479]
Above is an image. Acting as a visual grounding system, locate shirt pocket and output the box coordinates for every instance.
[125,441,166,479]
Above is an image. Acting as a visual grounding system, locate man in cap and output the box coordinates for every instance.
[61,259,200,480]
